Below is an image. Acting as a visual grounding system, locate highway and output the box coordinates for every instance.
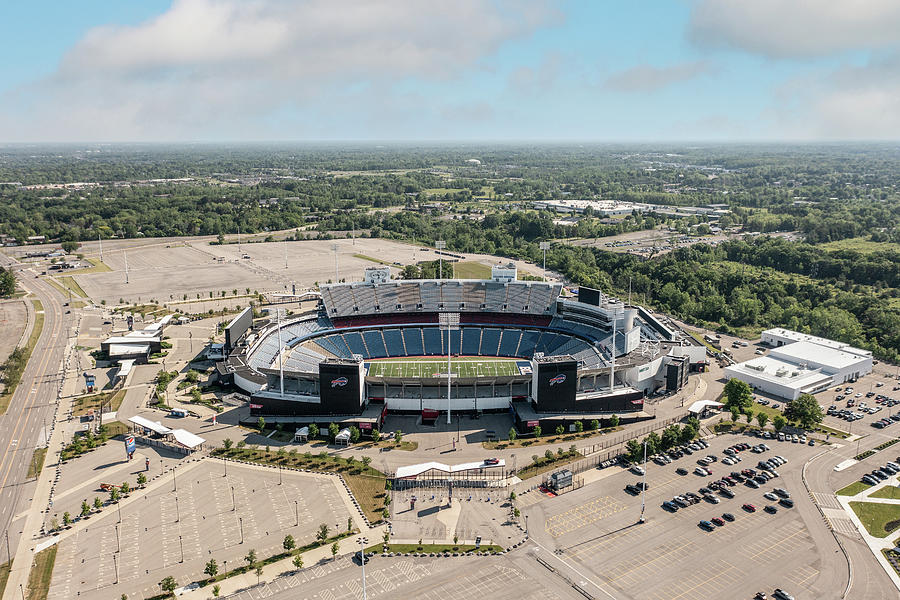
[0,263,69,570]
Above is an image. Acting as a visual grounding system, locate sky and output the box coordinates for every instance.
[1,0,900,142]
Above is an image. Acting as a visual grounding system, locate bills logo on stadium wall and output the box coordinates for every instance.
[549,373,566,386]
[331,377,349,388]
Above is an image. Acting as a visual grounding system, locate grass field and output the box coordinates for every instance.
[366,357,521,378]
[27,447,47,479]
[25,545,56,600]
[870,485,900,500]
[0,560,10,600]
[54,275,87,298]
[837,481,872,496]
[452,261,491,279]
[820,237,900,254]
[849,501,900,538]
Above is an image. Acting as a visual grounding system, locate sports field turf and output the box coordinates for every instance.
[366,357,522,378]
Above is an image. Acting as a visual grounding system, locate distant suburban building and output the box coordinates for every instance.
[724,328,872,401]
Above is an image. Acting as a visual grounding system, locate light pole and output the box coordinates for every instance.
[639,439,648,524]
[231,486,236,512]
[113,552,119,584]
[539,242,550,281]
[179,535,184,563]
[172,467,177,492]
[439,313,459,425]
[435,240,446,279]
[116,524,120,553]
[358,537,368,600]
[224,456,227,478]
[295,500,299,527]
[239,517,244,544]
[175,495,180,523]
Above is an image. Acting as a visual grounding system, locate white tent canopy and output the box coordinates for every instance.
[128,415,172,435]
[294,426,309,442]
[171,429,205,449]
[688,400,724,415]
[335,428,352,445]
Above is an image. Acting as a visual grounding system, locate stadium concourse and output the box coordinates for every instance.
[218,264,709,433]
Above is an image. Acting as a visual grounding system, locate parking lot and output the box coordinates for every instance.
[526,431,846,600]
[47,461,354,600]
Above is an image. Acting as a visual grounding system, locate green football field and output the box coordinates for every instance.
[366,357,522,378]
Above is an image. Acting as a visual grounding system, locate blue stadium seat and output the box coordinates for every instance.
[479,328,501,356]
[363,330,388,358]
[422,327,442,355]
[450,329,462,355]
[329,334,353,357]
[498,329,522,356]
[343,332,367,357]
[517,330,540,356]
[461,328,480,355]
[402,327,424,356]
[383,329,405,356]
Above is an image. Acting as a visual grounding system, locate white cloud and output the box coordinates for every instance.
[602,61,711,92]
[689,0,900,58]
[0,0,558,141]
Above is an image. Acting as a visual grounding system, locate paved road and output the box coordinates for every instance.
[0,263,69,566]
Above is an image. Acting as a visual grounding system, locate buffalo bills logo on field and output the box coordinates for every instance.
[549,374,566,386]
[331,377,349,388]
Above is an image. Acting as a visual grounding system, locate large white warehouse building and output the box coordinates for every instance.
[724,328,872,401]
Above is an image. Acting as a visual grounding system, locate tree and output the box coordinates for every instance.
[257,416,266,432]
[784,394,824,430]
[361,456,372,468]
[661,425,680,450]
[63,512,72,526]
[371,428,380,442]
[347,516,353,531]
[159,576,177,593]
[204,559,218,579]
[331,541,339,560]
[590,418,600,430]
[756,412,769,429]
[724,378,753,411]
[349,425,360,443]
[328,422,340,442]
[730,408,741,423]
[317,523,329,542]
[61,241,80,253]
[110,487,120,502]
[533,425,542,438]
[121,481,130,494]
[508,427,517,441]
[626,439,643,463]
[555,424,565,436]
[744,408,755,424]
[213,584,221,597]
[137,473,147,487]
[244,549,257,567]
[283,535,296,552]
[680,424,697,444]
[309,423,319,439]
[574,421,584,433]
[292,555,303,571]
[394,429,403,444]
[608,415,619,428]
[185,370,200,383]
[255,565,263,584]
[773,415,787,432]
[81,500,90,517]
[223,438,233,451]
[93,496,103,510]
[646,431,662,455]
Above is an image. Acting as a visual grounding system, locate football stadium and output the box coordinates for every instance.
[218,263,708,432]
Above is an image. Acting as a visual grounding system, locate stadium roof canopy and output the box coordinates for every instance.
[171,429,205,449]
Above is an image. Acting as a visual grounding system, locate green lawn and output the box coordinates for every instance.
[54,275,87,298]
[452,261,491,279]
[837,481,872,496]
[27,447,47,479]
[820,237,900,254]
[848,501,900,538]
[366,357,521,378]
[0,299,45,415]
[870,485,900,500]
[0,560,10,600]
[353,253,391,266]
[25,545,56,600]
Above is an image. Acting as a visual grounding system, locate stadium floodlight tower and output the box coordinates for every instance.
[539,241,550,281]
[439,312,460,424]
[435,240,446,278]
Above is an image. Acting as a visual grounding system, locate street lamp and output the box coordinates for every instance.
[539,242,550,281]
[435,241,446,279]
[639,439,648,524]
[439,313,459,425]
[358,537,368,600]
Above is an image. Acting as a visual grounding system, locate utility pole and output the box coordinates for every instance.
[124,250,129,285]
[295,500,299,527]
[98,233,103,263]
[435,241,446,279]
[239,517,244,544]
[231,486,235,511]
